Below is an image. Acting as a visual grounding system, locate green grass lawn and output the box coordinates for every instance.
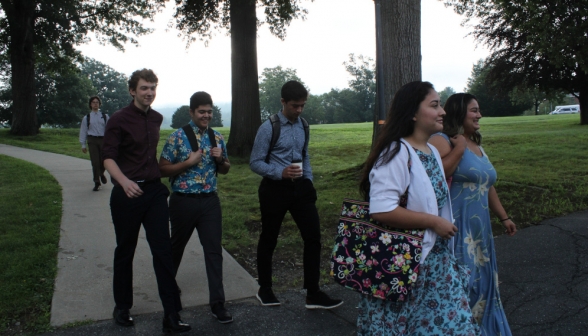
[0,113,587,330]
[0,155,62,335]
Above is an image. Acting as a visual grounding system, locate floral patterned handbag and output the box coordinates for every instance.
[330,146,424,301]
[330,199,424,301]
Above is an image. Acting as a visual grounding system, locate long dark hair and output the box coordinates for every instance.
[359,81,435,200]
[443,93,481,145]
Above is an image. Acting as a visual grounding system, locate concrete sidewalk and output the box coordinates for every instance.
[0,144,258,326]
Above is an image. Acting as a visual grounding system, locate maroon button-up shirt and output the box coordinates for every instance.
[102,102,163,186]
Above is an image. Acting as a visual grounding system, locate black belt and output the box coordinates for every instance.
[87,135,103,138]
[135,178,161,188]
[173,191,217,198]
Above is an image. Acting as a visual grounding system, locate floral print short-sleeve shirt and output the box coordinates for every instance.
[160,121,228,194]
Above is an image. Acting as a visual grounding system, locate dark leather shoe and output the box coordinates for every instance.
[100,175,108,184]
[163,312,191,333]
[93,183,100,191]
[211,302,233,324]
[113,307,134,327]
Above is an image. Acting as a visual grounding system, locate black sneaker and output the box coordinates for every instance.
[305,290,343,309]
[211,302,233,324]
[256,287,281,306]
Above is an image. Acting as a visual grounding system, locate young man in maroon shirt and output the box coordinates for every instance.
[102,69,190,333]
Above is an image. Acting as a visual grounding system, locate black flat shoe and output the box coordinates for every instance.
[163,312,191,333]
[100,175,108,184]
[113,307,134,327]
[93,183,100,191]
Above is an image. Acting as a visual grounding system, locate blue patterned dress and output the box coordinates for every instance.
[439,134,512,336]
[357,149,480,336]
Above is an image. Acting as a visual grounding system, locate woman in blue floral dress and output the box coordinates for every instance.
[429,93,516,336]
[357,82,479,335]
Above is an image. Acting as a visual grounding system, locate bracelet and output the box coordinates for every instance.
[499,217,511,222]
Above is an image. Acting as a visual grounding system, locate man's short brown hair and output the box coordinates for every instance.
[128,69,158,91]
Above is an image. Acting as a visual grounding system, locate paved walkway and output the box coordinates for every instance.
[1,144,587,335]
[0,144,258,326]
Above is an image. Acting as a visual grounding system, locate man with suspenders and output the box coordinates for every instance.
[159,91,233,324]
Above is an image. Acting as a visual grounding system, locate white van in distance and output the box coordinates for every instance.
[550,105,580,114]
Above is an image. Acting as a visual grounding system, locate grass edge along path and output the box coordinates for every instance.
[0,155,62,335]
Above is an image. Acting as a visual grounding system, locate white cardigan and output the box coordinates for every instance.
[369,138,454,263]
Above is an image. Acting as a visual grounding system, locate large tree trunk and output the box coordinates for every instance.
[372,0,421,143]
[226,0,261,157]
[8,0,38,135]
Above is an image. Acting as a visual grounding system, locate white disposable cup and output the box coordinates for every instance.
[291,161,303,176]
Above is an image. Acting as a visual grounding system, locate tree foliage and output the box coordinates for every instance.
[344,54,375,122]
[170,105,191,129]
[36,65,95,128]
[258,66,304,121]
[444,0,588,124]
[80,58,130,115]
[0,57,129,127]
[2,0,166,135]
[439,87,456,106]
[172,0,308,44]
[466,59,531,117]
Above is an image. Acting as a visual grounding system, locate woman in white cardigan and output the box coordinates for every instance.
[357,81,480,335]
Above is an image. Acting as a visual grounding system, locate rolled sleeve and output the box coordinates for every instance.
[369,147,410,214]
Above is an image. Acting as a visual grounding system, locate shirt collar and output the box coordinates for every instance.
[277,110,299,125]
[129,101,150,116]
[189,120,208,134]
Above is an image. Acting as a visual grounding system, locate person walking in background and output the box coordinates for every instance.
[102,69,190,333]
[357,81,479,335]
[429,93,515,335]
[79,96,108,191]
[250,80,343,309]
[159,91,233,324]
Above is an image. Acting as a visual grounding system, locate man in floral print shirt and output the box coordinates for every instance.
[159,91,232,324]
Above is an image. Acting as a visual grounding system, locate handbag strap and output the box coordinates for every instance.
[399,142,411,208]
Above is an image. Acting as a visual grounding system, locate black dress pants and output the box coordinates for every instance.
[110,182,181,315]
[257,178,321,293]
[169,192,225,306]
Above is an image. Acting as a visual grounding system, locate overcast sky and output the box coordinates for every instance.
[77,0,489,110]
